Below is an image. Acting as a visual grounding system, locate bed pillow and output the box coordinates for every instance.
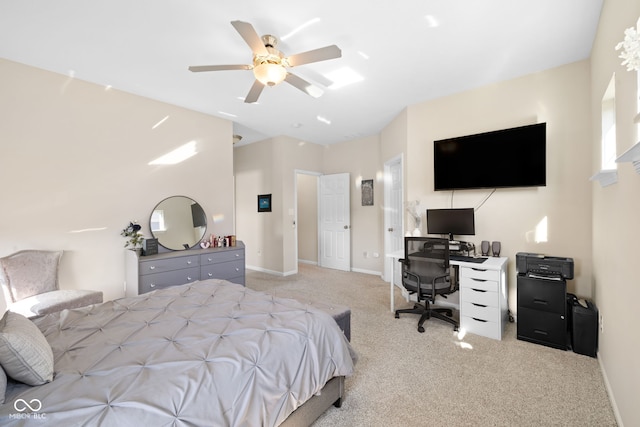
[0,311,53,385]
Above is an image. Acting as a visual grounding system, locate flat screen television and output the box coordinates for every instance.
[426,208,475,241]
[433,123,546,191]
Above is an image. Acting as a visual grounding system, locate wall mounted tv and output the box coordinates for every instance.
[433,123,546,191]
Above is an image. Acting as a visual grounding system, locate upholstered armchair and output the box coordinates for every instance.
[0,250,103,318]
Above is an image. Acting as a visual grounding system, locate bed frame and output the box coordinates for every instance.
[280,376,344,426]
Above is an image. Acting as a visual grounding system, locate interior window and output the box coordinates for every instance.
[150,210,166,232]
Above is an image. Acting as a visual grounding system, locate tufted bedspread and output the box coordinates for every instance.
[0,280,356,426]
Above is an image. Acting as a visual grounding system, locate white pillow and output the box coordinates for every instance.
[0,311,53,385]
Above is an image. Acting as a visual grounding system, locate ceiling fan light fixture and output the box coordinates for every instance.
[253,62,287,86]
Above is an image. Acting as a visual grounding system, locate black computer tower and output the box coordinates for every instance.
[571,299,598,357]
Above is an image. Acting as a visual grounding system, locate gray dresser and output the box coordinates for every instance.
[125,242,245,296]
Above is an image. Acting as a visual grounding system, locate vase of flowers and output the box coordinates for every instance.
[121,221,145,253]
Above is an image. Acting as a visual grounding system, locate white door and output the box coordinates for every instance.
[319,173,351,271]
[384,155,404,282]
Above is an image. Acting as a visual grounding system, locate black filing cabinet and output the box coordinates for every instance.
[517,275,568,350]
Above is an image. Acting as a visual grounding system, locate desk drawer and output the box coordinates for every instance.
[139,255,199,276]
[461,316,501,340]
[460,267,500,282]
[201,260,244,281]
[460,287,498,307]
[460,277,498,292]
[139,266,200,293]
[461,301,500,323]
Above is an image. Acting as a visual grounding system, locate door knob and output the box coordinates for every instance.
[388,228,394,232]
[344,225,350,229]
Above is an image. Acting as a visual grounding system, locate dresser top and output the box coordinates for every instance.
[137,241,244,262]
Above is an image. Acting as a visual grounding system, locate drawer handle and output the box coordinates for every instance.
[208,258,213,262]
[235,268,240,272]
[150,283,156,288]
[472,268,487,272]
[471,288,487,293]
[149,266,156,270]
[187,261,192,265]
[472,317,487,323]
[471,278,487,282]
[187,276,192,281]
[208,273,213,277]
[533,299,548,305]
[235,253,240,257]
[472,303,487,308]
[534,329,548,336]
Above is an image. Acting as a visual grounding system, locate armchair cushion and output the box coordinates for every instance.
[0,250,62,303]
[9,289,103,318]
[0,311,53,386]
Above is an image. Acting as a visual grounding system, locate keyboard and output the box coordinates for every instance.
[450,255,487,264]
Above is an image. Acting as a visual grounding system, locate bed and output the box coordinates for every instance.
[0,279,356,426]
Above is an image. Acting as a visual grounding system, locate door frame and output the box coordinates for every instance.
[384,154,404,282]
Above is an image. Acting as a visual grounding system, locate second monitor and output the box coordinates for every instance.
[426,208,475,241]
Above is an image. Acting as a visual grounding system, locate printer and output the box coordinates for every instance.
[516,252,574,280]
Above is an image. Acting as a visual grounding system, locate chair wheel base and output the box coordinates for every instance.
[418,326,425,333]
[394,313,399,319]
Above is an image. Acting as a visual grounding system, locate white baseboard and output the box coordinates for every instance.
[351,267,382,277]
[298,259,317,265]
[597,352,624,427]
[246,265,286,276]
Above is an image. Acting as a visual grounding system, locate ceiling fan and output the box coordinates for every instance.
[189,20,342,103]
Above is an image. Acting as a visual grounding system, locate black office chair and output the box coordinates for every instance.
[394,237,459,333]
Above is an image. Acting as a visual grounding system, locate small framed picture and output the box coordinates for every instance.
[258,194,272,212]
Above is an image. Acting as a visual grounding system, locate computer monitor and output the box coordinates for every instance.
[426,208,475,241]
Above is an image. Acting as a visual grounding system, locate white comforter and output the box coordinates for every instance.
[0,280,356,426]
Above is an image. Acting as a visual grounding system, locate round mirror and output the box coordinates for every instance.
[150,196,207,250]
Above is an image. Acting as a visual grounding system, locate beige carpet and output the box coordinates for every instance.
[246,263,617,427]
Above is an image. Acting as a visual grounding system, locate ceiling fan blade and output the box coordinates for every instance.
[285,73,324,98]
[231,20,268,56]
[286,45,342,67]
[188,64,251,72]
[244,80,264,104]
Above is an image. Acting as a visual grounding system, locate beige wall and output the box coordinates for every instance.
[0,59,235,312]
[234,137,325,274]
[590,1,640,425]
[322,135,384,275]
[234,134,385,275]
[404,60,593,312]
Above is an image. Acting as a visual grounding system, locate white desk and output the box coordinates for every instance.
[386,251,509,340]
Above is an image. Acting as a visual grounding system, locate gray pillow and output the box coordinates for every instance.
[0,311,53,385]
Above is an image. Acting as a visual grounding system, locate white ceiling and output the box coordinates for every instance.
[0,0,603,146]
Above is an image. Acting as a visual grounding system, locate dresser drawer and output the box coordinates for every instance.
[201,260,244,281]
[139,255,200,276]
[460,316,501,340]
[139,266,200,293]
[460,266,500,282]
[200,249,244,266]
[460,301,500,323]
[460,287,498,307]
